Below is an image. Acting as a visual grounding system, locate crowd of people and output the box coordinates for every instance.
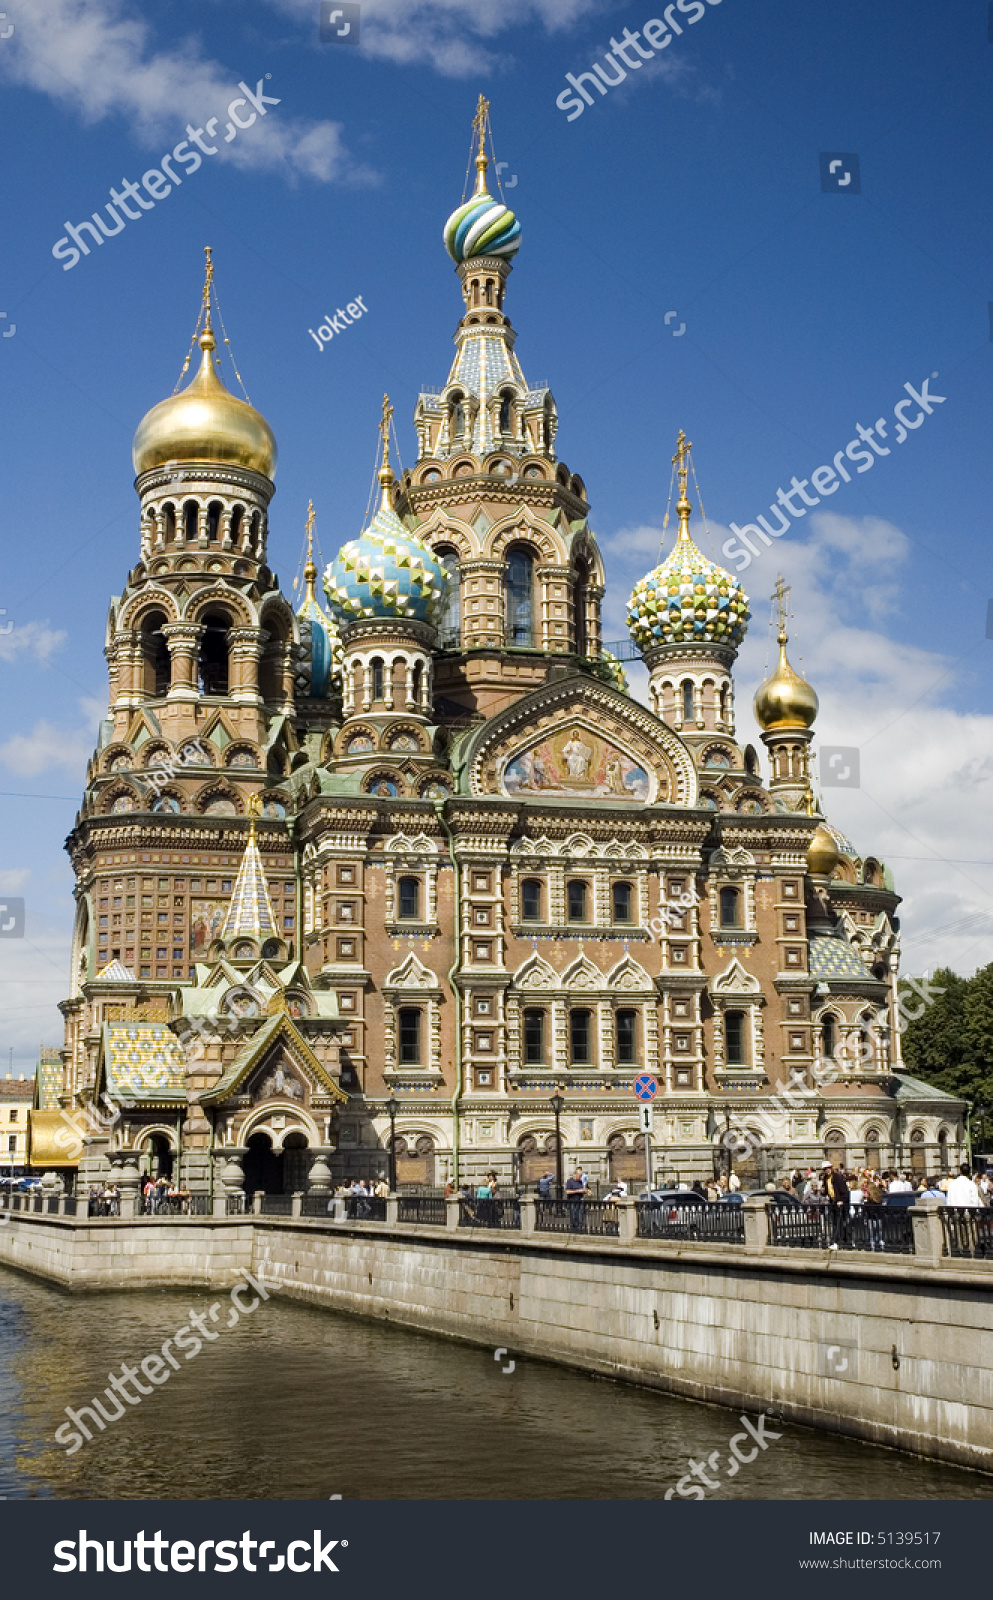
[87,1182,121,1216]
[672,1162,993,1210]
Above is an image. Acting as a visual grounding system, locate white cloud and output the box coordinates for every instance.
[598,509,993,976]
[0,0,373,184]
[0,620,68,664]
[0,914,72,1066]
[0,699,102,779]
[0,869,31,893]
[269,0,599,74]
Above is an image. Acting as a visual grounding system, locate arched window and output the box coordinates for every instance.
[370,658,384,701]
[230,505,243,545]
[725,1010,747,1065]
[411,661,423,706]
[438,549,461,646]
[612,882,633,924]
[484,278,494,306]
[499,391,513,432]
[824,1128,846,1168]
[821,1013,836,1060]
[858,1011,875,1069]
[198,612,230,696]
[681,680,694,722]
[140,611,170,697]
[162,502,176,541]
[719,685,729,723]
[183,500,199,542]
[567,880,588,923]
[207,501,222,542]
[451,397,466,440]
[570,1009,592,1063]
[524,1009,545,1063]
[719,887,740,928]
[521,879,543,922]
[616,1009,637,1064]
[398,877,420,920]
[506,549,534,646]
[398,1008,421,1064]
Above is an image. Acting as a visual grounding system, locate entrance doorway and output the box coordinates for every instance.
[243,1131,284,1195]
[145,1135,174,1178]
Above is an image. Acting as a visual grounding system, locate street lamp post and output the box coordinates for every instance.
[549,1089,565,1201]
[723,1103,732,1178]
[386,1095,399,1193]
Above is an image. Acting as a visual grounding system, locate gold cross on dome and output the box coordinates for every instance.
[305,498,316,557]
[202,245,213,308]
[380,393,393,444]
[473,93,489,152]
[773,573,791,630]
[672,429,692,489]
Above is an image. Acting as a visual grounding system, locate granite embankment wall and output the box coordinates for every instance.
[1,1210,991,1474]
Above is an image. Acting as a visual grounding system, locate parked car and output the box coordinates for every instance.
[638,1188,708,1206]
[714,1187,802,1208]
[879,1190,919,1208]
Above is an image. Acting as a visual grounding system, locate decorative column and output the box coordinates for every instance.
[164,622,204,702]
[228,626,266,707]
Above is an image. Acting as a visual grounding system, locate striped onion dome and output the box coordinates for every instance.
[444,145,521,262]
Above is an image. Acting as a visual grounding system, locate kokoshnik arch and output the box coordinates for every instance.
[36,99,964,1199]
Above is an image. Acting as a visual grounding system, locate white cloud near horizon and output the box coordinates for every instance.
[599,509,993,978]
[0,696,103,778]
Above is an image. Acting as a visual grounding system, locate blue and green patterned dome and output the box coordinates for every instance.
[324,501,449,628]
[444,159,521,263]
[627,529,749,653]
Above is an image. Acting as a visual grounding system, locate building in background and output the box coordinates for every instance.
[0,1076,34,1179]
[42,103,965,1197]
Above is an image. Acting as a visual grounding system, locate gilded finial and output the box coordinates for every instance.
[199,245,215,349]
[304,499,317,600]
[673,429,693,541]
[773,573,791,645]
[378,393,396,509]
[473,92,490,194]
[247,792,263,831]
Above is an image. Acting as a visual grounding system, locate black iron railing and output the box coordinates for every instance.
[260,1194,295,1216]
[637,1202,745,1244]
[941,1207,993,1259]
[398,1196,448,1226]
[140,1193,201,1216]
[344,1195,387,1221]
[225,1193,247,1216]
[769,1202,915,1254]
[301,1194,335,1218]
[536,1198,619,1237]
[458,1197,521,1231]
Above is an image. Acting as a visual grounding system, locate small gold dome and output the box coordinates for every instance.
[753,630,818,731]
[133,325,276,479]
[807,823,840,877]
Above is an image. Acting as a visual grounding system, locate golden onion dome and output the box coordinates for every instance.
[132,323,276,480]
[753,629,818,731]
[807,822,841,877]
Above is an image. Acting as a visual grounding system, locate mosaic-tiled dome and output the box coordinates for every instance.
[627,533,749,652]
[444,186,521,262]
[324,502,449,628]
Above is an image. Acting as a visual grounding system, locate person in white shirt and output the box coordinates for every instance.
[945,1164,982,1207]
[887,1172,913,1194]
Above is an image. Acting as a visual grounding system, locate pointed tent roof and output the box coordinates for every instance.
[220,797,277,944]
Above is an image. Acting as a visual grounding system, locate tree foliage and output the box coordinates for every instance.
[901,964,993,1111]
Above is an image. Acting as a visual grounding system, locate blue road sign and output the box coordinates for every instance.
[633,1074,658,1102]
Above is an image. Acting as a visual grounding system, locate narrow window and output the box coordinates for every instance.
[411,661,423,706]
[567,880,587,923]
[612,882,633,924]
[438,549,461,645]
[207,500,221,542]
[719,887,740,928]
[398,877,420,920]
[725,1010,747,1065]
[452,399,465,439]
[521,879,542,922]
[822,1014,836,1060]
[499,393,512,432]
[398,1008,421,1064]
[184,500,199,541]
[681,680,694,721]
[616,1009,637,1065]
[570,1009,592,1064]
[524,1009,545,1064]
[370,658,384,701]
[505,549,534,647]
[198,612,230,696]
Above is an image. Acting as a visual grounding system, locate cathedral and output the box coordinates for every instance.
[34,103,965,1196]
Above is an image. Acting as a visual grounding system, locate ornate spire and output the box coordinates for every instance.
[673,429,693,543]
[378,393,395,509]
[220,794,278,944]
[753,573,818,731]
[303,498,318,604]
[473,92,490,194]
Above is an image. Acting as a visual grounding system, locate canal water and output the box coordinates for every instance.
[0,1266,989,1501]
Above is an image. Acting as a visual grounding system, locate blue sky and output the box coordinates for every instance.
[1,0,991,1067]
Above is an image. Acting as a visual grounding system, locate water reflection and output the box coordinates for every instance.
[1,1267,989,1501]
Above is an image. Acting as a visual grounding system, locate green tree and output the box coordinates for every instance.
[899,966,969,1093]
